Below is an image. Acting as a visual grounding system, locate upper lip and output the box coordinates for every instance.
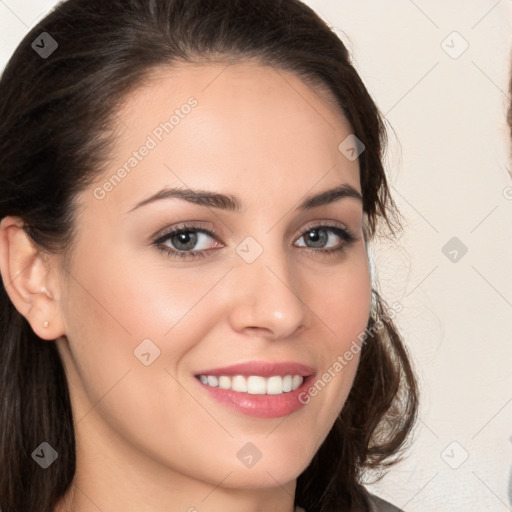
[194,360,316,378]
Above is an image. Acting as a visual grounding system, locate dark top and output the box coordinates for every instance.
[295,492,404,512]
[368,493,404,512]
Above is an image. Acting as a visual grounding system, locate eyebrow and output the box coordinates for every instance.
[127,183,362,213]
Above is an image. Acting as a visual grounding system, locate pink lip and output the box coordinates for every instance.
[193,360,316,419]
[194,360,316,378]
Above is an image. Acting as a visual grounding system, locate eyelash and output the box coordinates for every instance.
[152,223,357,261]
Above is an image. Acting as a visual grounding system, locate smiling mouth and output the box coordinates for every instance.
[193,361,315,418]
[195,374,304,395]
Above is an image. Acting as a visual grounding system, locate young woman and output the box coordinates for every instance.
[0,1,418,511]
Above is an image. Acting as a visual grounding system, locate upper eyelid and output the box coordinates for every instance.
[153,223,217,241]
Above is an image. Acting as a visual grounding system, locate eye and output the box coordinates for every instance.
[153,224,221,260]
[294,225,356,253]
[152,223,357,261]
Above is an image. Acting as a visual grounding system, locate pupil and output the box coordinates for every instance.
[174,231,197,250]
[308,229,327,248]
[307,229,327,248]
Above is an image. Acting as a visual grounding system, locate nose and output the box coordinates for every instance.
[226,245,312,340]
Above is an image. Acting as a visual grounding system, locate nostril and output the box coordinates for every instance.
[243,325,283,340]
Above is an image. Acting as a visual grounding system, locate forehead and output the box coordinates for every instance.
[89,61,361,214]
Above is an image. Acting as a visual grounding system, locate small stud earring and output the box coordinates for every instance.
[43,321,49,328]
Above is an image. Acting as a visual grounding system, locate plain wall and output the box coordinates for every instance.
[1,1,511,510]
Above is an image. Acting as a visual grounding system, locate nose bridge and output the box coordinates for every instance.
[227,235,309,338]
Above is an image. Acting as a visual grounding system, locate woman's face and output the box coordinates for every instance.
[53,62,371,502]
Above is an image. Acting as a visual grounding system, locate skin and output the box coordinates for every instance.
[0,61,371,512]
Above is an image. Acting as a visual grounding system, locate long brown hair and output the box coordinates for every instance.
[0,1,418,510]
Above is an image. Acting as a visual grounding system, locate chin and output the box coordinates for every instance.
[226,441,316,489]
[219,463,306,490]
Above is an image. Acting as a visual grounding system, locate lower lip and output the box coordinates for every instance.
[194,376,313,418]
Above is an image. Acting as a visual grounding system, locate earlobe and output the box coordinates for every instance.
[0,216,66,341]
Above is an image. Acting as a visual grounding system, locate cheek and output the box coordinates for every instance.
[301,247,371,403]
[314,248,372,346]
[58,248,228,456]
[67,241,227,343]
[60,243,229,401]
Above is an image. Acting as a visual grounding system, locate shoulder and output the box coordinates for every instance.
[295,490,404,512]
[366,492,404,512]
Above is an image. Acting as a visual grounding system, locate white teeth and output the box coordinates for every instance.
[266,376,283,395]
[247,376,266,394]
[231,375,248,392]
[292,375,302,390]
[218,376,231,389]
[207,375,218,387]
[197,374,304,395]
[282,375,292,392]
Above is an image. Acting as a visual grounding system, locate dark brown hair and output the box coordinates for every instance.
[0,1,418,511]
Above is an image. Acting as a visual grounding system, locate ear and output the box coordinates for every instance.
[0,216,66,340]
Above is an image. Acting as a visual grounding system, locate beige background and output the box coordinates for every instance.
[1,1,511,510]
